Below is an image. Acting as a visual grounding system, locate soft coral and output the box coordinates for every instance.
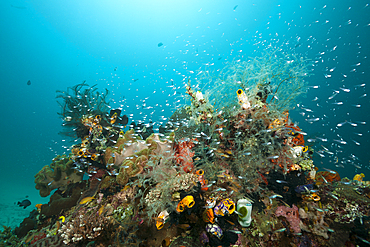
[174,138,197,172]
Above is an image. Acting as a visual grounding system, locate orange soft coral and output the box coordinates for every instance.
[315,171,340,184]
[174,138,197,173]
[285,123,305,146]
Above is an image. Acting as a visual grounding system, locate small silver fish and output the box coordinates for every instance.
[333,139,347,145]
[356,236,370,244]
[322,168,337,174]
[233,210,243,216]
[340,181,351,185]
[352,139,361,146]
[328,93,338,100]
[328,192,338,200]
[306,118,320,122]
[273,228,286,233]
[212,188,226,192]
[267,155,279,159]
[276,180,288,184]
[313,207,324,212]
[228,230,242,234]
[320,175,328,184]
[269,194,283,199]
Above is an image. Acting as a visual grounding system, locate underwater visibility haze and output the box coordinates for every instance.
[0,0,370,246]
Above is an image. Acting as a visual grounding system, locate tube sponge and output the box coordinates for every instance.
[237,198,253,227]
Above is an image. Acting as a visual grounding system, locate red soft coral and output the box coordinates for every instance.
[275,204,301,233]
[174,138,197,173]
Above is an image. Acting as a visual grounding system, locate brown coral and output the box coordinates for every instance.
[34,154,84,197]
[299,203,330,239]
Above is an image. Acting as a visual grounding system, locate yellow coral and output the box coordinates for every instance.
[353,173,365,182]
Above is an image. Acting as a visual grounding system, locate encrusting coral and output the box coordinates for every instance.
[40,181,87,217]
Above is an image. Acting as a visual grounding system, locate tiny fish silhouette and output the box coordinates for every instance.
[27,80,31,85]
[17,199,31,209]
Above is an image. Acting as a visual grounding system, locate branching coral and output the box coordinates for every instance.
[59,206,112,244]
[0,226,23,246]
[29,234,66,247]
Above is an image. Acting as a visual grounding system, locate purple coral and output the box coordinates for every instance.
[275,204,301,233]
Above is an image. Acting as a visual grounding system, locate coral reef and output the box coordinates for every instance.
[6,52,369,247]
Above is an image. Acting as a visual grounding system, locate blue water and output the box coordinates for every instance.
[0,0,369,227]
